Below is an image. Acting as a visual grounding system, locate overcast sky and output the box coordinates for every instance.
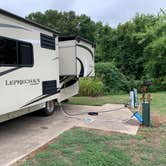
[1,0,166,27]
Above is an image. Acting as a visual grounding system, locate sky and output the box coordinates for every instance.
[1,0,166,27]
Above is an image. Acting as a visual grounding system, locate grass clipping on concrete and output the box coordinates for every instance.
[22,123,166,166]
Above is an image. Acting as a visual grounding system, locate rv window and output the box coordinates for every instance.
[40,34,55,50]
[18,42,33,66]
[0,36,33,67]
[0,37,17,65]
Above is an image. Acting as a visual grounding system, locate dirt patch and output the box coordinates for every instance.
[76,127,127,136]
[138,112,166,136]
[151,112,166,127]
[74,145,82,154]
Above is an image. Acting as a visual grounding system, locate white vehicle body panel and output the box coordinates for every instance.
[0,9,95,122]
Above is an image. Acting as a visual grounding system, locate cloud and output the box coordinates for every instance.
[1,0,166,27]
[72,0,166,27]
[0,0,76,15]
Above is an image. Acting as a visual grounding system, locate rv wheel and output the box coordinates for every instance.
[43,100,55,116]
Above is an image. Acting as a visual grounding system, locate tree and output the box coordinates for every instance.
[26,9,166,92]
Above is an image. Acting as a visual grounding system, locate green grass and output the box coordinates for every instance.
[68,91,166,115]
[21,91,166,166]
[22,125,166,166]
[68,94,128,106]
[150,92,166,114]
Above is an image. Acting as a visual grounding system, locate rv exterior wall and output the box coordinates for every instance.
[58,81,79,102]
[59,39,95,77]
[0,14,59,116]
[0,10,95,123]
[76,40,95,77]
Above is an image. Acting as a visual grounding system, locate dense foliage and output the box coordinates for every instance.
[95,63,128,94]
[79,78,104,96]
[27,10,166,93]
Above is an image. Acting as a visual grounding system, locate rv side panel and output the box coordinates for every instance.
[0,14,59,116]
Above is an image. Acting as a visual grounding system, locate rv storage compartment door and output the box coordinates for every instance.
[59,37,95,77]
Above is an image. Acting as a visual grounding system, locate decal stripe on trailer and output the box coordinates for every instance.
[0,67,21,77]
[0,23,30,31]
[20,89,60,108]
[76,57,84,77]
[76,44,94,60]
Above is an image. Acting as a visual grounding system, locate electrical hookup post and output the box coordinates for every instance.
[140,81,152,127]
[129,81,152,127]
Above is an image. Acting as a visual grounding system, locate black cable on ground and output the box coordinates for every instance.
[58,102,133,124]
[58,102,125,117]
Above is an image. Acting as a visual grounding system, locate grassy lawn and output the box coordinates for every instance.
[22,125,166,166]
[21,91,166,166]
[68,91,166,115]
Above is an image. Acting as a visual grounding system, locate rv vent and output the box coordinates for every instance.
[40,34,55,50]
[42,80,57,95]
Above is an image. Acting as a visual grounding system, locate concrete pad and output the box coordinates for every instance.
[0,104,140,166]
[62,104,139,135]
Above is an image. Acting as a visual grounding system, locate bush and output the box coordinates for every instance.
[127,77,166,93]
[127,79,143,92]
[95,62,129,94]
[148,77,166,92]
[79,78,104,96]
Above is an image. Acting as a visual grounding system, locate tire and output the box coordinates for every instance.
[42,100,55,116]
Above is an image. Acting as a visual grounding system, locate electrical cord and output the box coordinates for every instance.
[58,102,133,125]
[95,107,125,114]
[58,102,82,120]
[58,102,125,117]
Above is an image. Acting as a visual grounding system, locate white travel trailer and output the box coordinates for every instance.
[0,9,95,122]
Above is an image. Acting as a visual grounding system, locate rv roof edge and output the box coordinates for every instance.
[59,36,96,47]
[0,8,59,34]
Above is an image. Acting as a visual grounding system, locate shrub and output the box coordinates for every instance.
[127,77,166,93]
[95,62,129,94]
[127,79,143,92]
[148,77,166,92]
[79,78,104,97]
